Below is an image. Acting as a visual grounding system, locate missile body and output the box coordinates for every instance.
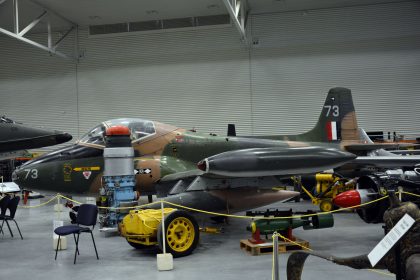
[198,146,356,177]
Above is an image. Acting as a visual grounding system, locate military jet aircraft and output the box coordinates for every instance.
[12,87,375,213]
[350,128,420,168]
[0,115,72,160]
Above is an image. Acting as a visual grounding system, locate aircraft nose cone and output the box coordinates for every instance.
[11,170,18,182]
[55,132,72,144]
[12,168,27,186]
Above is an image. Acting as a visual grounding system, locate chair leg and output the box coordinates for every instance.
[0,220,4,236]
[74,233,80,264]
[73,234,80,255]
[5,220,13,237]
[55,236,61,260]
[90,231,99,260]
[12,219,23,240]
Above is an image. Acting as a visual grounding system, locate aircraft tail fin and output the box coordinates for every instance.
[358,128,374,144]
[299,87,360,143]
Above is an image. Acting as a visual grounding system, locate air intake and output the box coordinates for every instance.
[89,14,230,36]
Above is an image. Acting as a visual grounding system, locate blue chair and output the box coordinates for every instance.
[0,196,23,239]
[54,204,99,264]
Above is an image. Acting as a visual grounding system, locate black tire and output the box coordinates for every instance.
[157,210,199,258]
[126,240,149,249]
[356,199,389,224]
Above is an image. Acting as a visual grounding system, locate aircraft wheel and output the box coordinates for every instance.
[320,200,333,212]
[157,210,199,258]
[126,240,149,249]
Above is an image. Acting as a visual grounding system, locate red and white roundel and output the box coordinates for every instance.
[326,121,338,141]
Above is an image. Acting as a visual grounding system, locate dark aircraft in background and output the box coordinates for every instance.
[13,87,363,213]
[0,116,72,160]
[350,128,420,169]
[333,129,420,223]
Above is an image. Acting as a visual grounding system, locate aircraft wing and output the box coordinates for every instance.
[160,169,205,182]
[351,156,420,168]
[388,150,420,155]
[348,128,419,153]
[156,146,354,210]
[345,143,418,152]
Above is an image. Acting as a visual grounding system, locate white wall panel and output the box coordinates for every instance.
[249,1,420,137]
[0,33,78,150]
[77,27,252,136]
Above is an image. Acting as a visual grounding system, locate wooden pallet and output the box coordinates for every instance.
[240,238,310,256]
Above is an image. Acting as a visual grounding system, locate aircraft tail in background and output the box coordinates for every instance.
[281,87,360,143]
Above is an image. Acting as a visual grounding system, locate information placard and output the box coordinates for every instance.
[368,213,415,267]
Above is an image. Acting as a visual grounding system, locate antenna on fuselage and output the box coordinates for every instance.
[227,124,236,137]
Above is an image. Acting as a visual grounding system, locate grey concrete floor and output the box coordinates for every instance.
[0,196,393,280]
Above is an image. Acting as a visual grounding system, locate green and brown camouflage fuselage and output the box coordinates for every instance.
[13,87,363,212]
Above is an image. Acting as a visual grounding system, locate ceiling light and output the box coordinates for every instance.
[88,15,102,20]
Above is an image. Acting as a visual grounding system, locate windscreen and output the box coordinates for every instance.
[79,118,155,145]
[79,124,106,145]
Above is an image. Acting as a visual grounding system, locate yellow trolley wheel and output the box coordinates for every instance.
[319,200,333,212]
[157,210,199,258]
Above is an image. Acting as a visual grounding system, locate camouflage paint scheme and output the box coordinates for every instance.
[13,87,366,212]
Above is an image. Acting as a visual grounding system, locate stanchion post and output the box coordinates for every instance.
[273,233,279,280]
[57,195,61,220]
[161,200,166,254]
[53,194,66,250]
[156,200,173,271]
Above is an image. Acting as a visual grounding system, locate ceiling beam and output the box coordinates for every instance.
[222,0,248,44]
[0,27,73,60]
[13,0,18,33]
[18,11,47,37]
[0,0,78,61]
[30,0,76,26]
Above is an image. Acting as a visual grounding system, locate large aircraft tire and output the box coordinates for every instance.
[157,210,199,258]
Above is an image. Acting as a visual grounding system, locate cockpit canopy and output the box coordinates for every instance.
[78,118,156,146]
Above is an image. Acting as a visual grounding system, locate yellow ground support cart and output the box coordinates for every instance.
[119,208,200,258]
[298,173,356,212]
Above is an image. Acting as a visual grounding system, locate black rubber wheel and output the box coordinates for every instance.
[157,210,199,258]
[356,199,389,224]
[127,240,149,249]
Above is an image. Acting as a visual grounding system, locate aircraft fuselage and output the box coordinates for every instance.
[14,124,334,195]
